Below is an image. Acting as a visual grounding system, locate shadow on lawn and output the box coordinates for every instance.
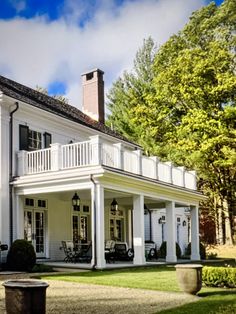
[199,289,236,297]
[158,289,236,314]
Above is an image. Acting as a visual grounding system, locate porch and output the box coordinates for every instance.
[13,167,202,269]
[17,135,196,190]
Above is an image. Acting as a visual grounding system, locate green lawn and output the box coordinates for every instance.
[42,266,236,314]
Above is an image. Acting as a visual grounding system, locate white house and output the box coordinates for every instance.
[0,69,203,269]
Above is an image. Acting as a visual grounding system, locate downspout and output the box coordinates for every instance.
[9,102,19,245]
[90,174,97,270]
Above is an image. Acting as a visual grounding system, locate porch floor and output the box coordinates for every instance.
[38,259,195,270]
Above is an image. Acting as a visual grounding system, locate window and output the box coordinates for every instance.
[25,198,34,207]
[19,125,51,151]
[37,199,47,208]
[83,205,90,213]
[28,130,42,150]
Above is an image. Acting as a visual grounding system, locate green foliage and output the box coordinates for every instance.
[202,266,236,288]
[7,239,36,271]
[158,241,182,259]
[185,242,206,260]
[106,0,236,244]
[31,263,54,273]
[106,36,157,152]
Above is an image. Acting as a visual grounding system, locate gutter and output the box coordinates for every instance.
[9,102,19,245]
[90,174,97,270]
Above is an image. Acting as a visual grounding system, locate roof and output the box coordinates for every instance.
[0,74,136,146]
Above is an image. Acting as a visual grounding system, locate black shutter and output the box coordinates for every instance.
[19,125,29,150]
[44,132,52,148]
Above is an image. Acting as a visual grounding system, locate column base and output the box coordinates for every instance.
[191,254,201,261]
[96,258,106,269]
[166,255,177,263]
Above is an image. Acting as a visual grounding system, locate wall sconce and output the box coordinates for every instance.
[158,217,162,224]
[111,198,118,212]
[182,220,186,227]
[72,192,80,211]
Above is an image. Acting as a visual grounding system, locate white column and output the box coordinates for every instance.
[91,186,96,267]
[166,201,177,263]
[133,194,145,265]
[50,143,62,171]
[190,205,200,260]
[90,135,102,165]
[95,184,106,268]
[15,195,24,239]
[113,143,124,169]
[17,150,28,176]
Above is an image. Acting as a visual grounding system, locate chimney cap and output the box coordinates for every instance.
[81,68,104,76]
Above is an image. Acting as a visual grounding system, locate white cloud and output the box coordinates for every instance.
[9,0,26,13]
[0,0,206,109]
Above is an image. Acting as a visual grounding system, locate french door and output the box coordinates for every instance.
[24,210,46,258]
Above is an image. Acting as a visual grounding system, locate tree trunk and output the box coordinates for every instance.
[214,195,220,244]
[218,199,224,245]
[223,198,233,245]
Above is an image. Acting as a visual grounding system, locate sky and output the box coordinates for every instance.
[0,0,224,110]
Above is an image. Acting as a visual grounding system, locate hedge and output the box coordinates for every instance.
[158,241,182,258]
[202,266,236,288]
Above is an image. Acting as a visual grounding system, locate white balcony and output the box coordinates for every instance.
[17,135,196,190]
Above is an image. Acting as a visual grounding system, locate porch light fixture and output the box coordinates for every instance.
[72,192,80,211]
[158,217,162,224]
[182,220,187,227]
[111,198,118,212]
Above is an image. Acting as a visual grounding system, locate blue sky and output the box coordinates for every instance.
[0,0,225,107]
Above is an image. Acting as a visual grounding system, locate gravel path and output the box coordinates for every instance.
[0,279,199,314]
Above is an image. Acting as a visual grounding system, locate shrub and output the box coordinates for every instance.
[7,239,36,271]
[158,241,182,258]
[185,242,206,259]
[202,266,236,288]
[31,264,54,273]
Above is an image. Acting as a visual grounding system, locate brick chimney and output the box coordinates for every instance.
[81,68,105,124]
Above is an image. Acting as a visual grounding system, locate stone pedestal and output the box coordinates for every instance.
[3,279,49,314]
[175,264,203,295]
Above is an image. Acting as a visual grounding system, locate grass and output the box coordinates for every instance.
[42,266,180,292]
[41,265,236,313]
[207,245,236,260]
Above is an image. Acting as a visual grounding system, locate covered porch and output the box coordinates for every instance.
[13,166,202,269]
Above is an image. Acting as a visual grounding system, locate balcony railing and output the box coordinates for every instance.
[17,135,196,190]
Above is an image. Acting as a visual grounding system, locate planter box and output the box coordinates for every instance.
[3,279,49,314]
[175,264,203,295]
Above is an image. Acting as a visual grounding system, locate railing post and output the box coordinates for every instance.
[133,149,143,175]
[189,170,197,189]
[89,135,102,165]
[50,143,62,171]
[178,166,185,187]
[165,161,173,184]
[17,151,28,176]
[113,143,124,170]
[150,156,159,180]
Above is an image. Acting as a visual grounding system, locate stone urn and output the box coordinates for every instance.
[3,279,49,314]
[175,264,203,295]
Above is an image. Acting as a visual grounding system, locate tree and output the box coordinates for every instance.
[35,85,69,104]
[106,37,157,152]
[107,0,236,244]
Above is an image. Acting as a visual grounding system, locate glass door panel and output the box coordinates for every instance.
[24,210,46,258]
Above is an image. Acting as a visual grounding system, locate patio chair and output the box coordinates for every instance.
[105,240,116,263]
[74,241,92,263]
[61,240,76,263]
[114,242,134,261]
